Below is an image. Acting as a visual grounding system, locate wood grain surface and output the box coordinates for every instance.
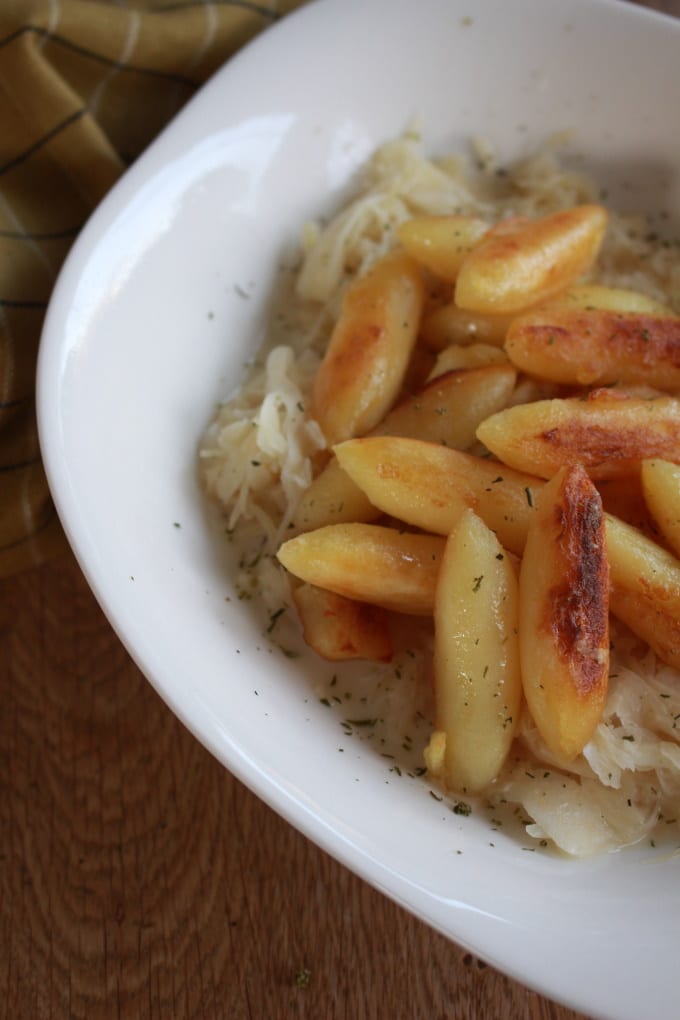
[1,2,678,1017]
[1,549,589,1020]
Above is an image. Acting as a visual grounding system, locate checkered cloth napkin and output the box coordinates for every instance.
[0,0,305,577]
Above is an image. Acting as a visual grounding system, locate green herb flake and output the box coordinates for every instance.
[266,607,286,634]
[294,967,311,989]
[453,801,472,816]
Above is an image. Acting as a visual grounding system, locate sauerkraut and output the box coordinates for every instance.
[199,133,680,857]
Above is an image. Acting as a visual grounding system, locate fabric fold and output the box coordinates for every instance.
[0,0,305,576]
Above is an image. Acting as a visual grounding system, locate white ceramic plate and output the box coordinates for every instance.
[38,2,680,1017]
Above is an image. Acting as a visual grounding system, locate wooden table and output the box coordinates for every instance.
[2,2,678,1016]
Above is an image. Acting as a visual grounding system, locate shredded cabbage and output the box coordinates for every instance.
[199,135,680,856]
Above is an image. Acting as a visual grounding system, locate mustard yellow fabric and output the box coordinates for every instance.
[0,0,306,577]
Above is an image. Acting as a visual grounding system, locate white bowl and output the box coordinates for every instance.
[37,2,680,1018]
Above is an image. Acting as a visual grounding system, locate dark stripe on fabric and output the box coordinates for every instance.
[0,108,86,178]
[0,25,29,52]
[0,25,198,87]
[45,30,197,87]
